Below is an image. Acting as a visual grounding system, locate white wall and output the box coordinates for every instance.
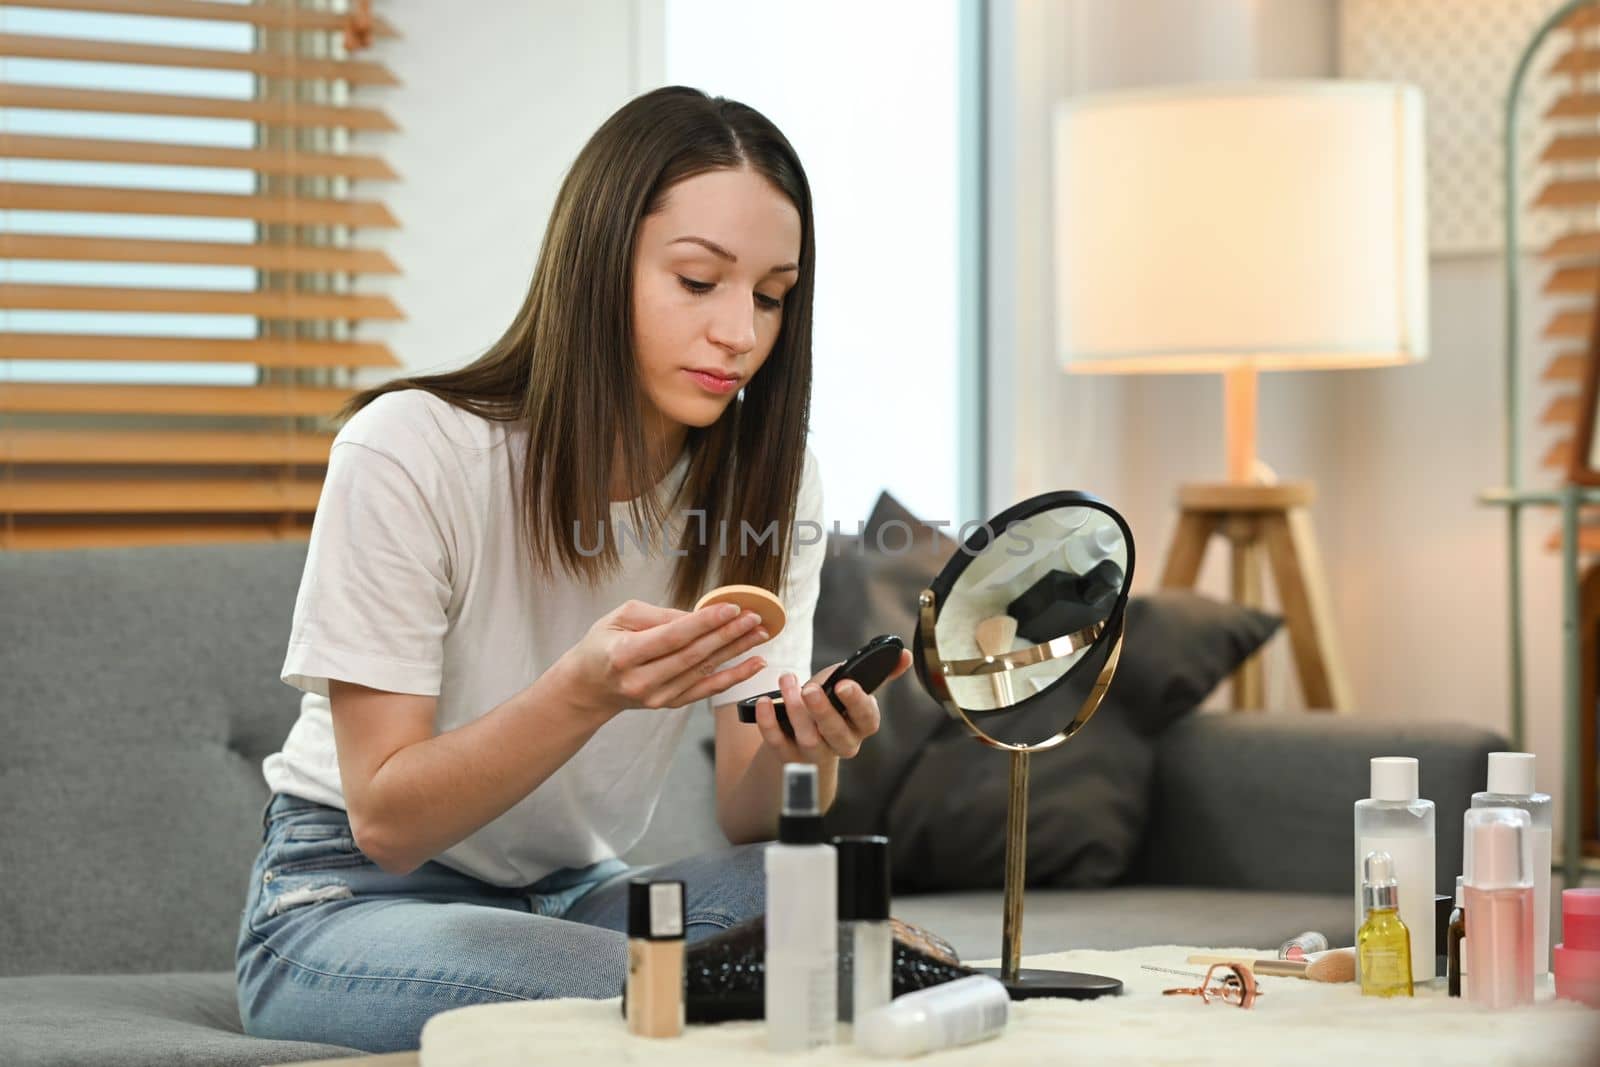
[351,0,644,382]
[991,0,1564,827]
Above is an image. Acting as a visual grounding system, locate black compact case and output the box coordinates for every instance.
[1005,558,1123,643]
[735,633,904,732]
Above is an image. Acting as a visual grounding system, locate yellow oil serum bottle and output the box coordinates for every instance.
[1358,850,1415,997]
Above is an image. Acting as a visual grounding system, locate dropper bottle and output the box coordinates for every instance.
[1358,849,1415,998]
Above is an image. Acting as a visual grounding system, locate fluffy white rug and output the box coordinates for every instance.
[419,944,1600,1066]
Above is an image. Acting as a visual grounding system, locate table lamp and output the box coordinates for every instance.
[1053,81,1428,710]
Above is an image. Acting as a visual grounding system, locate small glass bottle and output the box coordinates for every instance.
[1357,850,1414,998]
[1464,807,1535,1010]
[834,835,892,1026]
[1447,874,1466,998]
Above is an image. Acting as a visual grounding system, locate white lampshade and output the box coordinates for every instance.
[1054,81,1428,374]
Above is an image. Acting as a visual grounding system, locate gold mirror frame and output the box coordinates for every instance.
[917,589,1123,751]
[915,585,1126,985]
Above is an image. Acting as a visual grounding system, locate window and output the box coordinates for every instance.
[658,0,983,528]
[0,0,402,548]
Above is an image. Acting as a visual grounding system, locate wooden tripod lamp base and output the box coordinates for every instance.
[1160,481,1352,711]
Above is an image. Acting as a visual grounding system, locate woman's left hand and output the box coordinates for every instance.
[750,650,912,762]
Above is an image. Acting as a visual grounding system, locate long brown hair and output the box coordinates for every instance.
[340,86,815,608]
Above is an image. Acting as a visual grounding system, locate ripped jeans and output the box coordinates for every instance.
[235,793,766,1053]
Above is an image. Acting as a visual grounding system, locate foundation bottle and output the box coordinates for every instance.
[625,878,686,1038]
[834,834,892,1027]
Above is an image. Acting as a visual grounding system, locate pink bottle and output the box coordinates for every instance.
[1553,888,1600,1007]
[1463,807,1535,1010]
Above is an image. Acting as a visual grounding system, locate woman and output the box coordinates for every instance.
[235,86,908,1053]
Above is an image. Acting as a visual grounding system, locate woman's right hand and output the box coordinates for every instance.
[558,599,770,717]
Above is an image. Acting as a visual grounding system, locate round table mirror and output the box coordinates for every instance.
[911,491,1134,1000]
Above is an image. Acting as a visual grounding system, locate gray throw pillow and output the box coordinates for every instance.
[852,492,1281,892]
[888,689,1154,892]
[1110,591,1281,737]
[813,521,954,837]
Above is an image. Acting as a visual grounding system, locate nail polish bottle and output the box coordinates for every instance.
[1463,807,1535,1010]
[766,763,837,1052]
[834,835,892,1026]
[625,879,685,1038]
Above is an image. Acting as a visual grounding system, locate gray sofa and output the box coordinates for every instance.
[1,543,1505,1066]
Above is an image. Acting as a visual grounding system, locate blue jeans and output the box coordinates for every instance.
[236,793,766,1053]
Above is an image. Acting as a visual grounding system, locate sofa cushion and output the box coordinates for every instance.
[847,492,1291,894]
[810,494,959,837]
[0,544,309,976]
[1133,712,1507,896]
[0,972,356,1067]
[888,681,1155,892]
[1110,591,1281,736]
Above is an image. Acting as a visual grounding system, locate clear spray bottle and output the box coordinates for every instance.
[765,763,837,1051]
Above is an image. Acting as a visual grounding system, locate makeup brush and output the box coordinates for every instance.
[974,614,1018,706]
[975,614,1017,656]
[1185,948,1356,983]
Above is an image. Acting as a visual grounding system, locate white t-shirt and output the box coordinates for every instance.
[264,389,824,887]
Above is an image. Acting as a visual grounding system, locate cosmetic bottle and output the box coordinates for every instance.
[854,975,1009,1059]
[625,879,685,1038]
[834,834,892,1026]
[766,763,837,1052]
[1354,756,1435,982]
[1357,850,1414,998]
[1463,807,1535,1010]
[1433,893,1453,979]
[1471,752,1552,976]
[1447,874,1466,998]
[1553,888,1600,1007]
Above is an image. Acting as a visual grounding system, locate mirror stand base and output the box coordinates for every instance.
[973,965,1123,1001]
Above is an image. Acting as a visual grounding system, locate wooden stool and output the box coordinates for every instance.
[1160,482,1352,712]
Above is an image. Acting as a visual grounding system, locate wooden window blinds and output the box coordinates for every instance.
[0,0,402,550]
[1542,8,1600,493]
